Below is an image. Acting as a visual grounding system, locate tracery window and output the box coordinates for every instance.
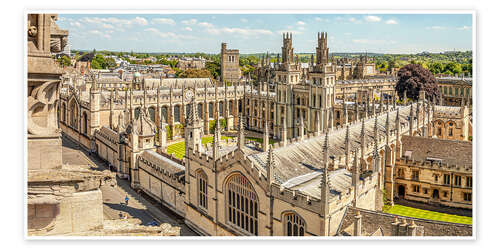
[134,107,141,120]
[148,107,155,123]
[284,212,306,236]
[174,105,180,123]
[82,112,88,135]
[197,170,208,210]
[209,103,214,118]
[161,106,168,122]
[197,103,203,119]
[226,173,258,235]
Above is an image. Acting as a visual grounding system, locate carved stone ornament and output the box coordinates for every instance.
[27,80,60,135]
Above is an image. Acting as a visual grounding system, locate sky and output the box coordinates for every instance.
[57,13,473,54]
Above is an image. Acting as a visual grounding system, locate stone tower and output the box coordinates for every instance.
[281,32,294,66]
[220,42,241,84]
[316,32,329,65]
[184,91,203,153]
[27,14,67,170]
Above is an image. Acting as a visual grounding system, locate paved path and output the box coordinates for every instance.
[61,135,198,236]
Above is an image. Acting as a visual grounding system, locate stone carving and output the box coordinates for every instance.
[27,80,60,135]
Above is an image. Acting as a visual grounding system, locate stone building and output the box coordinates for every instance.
[220,42,241,84]
[394,136,472,209]
[432,105,471,141]
[437,76,473,107]
[55,32,473,237]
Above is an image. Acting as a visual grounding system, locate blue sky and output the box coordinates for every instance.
[57,13,473,54]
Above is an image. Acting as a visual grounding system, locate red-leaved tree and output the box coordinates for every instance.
[395,64,441,102]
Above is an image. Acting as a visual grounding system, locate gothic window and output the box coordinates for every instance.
[463,192,472,201]
[174,105,180,123]
[455,175,462,186]
[197,170,208,210]
[444,174,450,185]
[284,212,306,236]
[229,101,233,115]
[238,100,242,113]
[161,106,168,122]
[70,100,78,128]
[197,103,203,119]
[226,173,259,235]
[455,88,459,96]
[412,185,420,193]
[219,102,223,117]
[209,103,214,118]
[82,112,88,135]
[61,103,66,123]
[134,107,141,120]
[466,88,470,97]
[411,170,419,181]
[466,176,472,188]
[460,88,464,96]
[148,107,155,123]
[186,104,192,119]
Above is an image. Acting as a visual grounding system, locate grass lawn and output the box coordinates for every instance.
[166,136,275,159]
[383,204,472,225]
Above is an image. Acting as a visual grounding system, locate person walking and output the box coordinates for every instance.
[125,196,129,206]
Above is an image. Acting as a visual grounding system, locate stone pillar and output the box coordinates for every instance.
[354,210,362,236]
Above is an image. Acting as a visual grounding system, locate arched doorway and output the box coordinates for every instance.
[432,189,440,199]
[398,185,405,198]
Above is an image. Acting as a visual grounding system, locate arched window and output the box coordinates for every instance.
[148,107,155,123]
[61,103,66,123]
[174,105,180,123]
[134,107,141,120]
[82,112,88,135]
[69,100,78,128]
[197,170,208,210]
[161,106,168,122]
[284,212,306,236]
[219,101,224,117]
[209,103,214,118]
[197,103,203,119]
[226,173,258,235]
[229,100,233,115]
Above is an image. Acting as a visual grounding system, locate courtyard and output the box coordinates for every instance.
[383,204,472,225]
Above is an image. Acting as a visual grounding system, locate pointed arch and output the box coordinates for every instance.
[224,172,259,235]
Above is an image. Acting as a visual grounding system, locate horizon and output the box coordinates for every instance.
[57,13,473,54]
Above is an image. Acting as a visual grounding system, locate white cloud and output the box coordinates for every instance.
[385,19,398,25]
[184,27,193,31]
[364,15,381,22]
[206,27,273,36]
[133,17,148,26]
[80,16,148,29]
[314,17,329,22]
[277,30,303,35]
[198,22,214,28]
[296,21,306,26]
[240,18,248,23]
[69,21,82,28]
[457,26,471,30]
[348,17,361,24]
[89,30,111,39]
[181,19,197,25]
[353,39,397,44]
[145,28,194,40]
[426,26,447,30]
[152,18,175,25]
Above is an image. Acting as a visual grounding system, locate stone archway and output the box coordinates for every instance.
[398,185,405,198]
[432,189,440,199]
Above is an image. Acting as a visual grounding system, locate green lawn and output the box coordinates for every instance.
[383,204,472,225]
[166,136,275,159]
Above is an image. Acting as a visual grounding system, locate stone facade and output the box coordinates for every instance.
[221,43,241,84]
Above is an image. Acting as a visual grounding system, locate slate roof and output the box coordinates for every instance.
[401,135,472,169]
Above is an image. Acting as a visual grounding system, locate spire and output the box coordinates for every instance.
[360,119,366,158]
[237,113,245,150]
[213,119,220,159]
[281,117,288,146]
[345,124,350,168]
[385,110,390,138]
[263,119,269,152]
[373,115,379,172]
[321,131,331,216]
[266,145,275,187]
[299,115,305,140]
[352,149,359,207]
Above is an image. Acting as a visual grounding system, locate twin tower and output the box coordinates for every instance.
[281,32,331,65]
